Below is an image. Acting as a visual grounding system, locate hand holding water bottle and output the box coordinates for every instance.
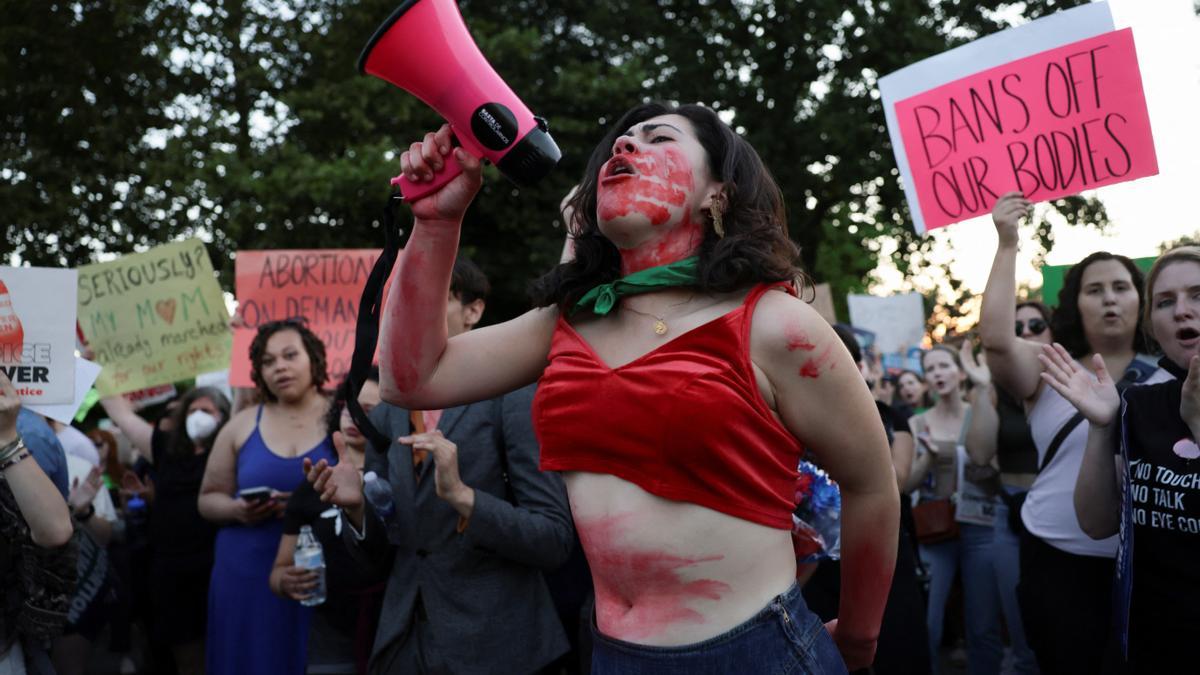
[292,524,326,607]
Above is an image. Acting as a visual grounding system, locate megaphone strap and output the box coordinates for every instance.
[345,193,405,453]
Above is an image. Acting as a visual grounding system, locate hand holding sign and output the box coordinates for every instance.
[991,191,1032,246]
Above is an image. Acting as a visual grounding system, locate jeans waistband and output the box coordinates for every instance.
[591,582,804,655]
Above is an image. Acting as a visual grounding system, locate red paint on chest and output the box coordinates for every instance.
[577,513,731,641]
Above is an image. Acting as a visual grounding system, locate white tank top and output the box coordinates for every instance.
[1022,363,1173,557]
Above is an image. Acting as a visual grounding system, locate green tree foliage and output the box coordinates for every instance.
[4,0,1107,322]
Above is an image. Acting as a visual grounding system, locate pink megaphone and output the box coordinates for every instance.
[358,0,562,200]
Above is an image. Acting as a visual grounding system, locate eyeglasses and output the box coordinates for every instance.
[1015,318,1048,337]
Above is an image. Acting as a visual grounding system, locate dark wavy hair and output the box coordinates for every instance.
[529,102,805,309]
[249,318,329,402]
[162,386,231,459]
[1051,252,1149,358]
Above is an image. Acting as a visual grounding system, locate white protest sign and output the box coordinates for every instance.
[846,292,926,354]
[27,358,103,425]
[0,266,78,404]
[878,2,1115,234]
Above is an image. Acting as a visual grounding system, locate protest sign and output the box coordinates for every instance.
[27,358,103,425]
[77,240,232,396]
[893,28,1156,231]
[1040,256,1154,307]
[880,2,1144,233]
[847,292,927,354]
[0,266,78,404]
[231,249,383,388]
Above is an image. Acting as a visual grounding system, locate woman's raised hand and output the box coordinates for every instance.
[959,340,991,388]
[991,191,1032,247]
[1038,343,1120,427]
[0,372,19,443]
[399,123,484,223]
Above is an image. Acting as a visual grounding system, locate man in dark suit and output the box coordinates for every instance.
[311,257,573,674]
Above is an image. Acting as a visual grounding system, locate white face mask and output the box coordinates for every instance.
[185,410,219,442]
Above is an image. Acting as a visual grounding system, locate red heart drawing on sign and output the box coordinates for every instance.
[155,299,177,325]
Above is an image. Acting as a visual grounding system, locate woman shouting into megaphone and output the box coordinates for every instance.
[324,104,898,673]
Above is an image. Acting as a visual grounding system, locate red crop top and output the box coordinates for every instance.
[533,282,804,529]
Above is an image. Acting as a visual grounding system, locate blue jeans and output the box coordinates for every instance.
[920,522,1003,675]
[590,583,848,674]
[993,488,1039,674]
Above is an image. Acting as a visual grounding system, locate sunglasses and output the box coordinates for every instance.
[1015,318,1048,337]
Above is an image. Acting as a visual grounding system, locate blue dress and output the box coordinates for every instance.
[207,406,336,675]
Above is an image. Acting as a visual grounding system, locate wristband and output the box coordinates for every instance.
[0,435,24,463]
[72,503,96,522]
[0,448,29,472]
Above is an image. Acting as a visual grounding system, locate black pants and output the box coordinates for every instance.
[1017,530,1125,675]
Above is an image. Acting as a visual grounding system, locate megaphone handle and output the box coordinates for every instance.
[390,151,466,202]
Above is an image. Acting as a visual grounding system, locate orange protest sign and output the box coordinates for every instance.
[230,250,390,389]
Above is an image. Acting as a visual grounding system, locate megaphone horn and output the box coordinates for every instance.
[359,0,562,200]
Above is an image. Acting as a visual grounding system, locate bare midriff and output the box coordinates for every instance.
[566,471,797,647]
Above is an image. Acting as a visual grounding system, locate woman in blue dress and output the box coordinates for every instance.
[199,318,336,674]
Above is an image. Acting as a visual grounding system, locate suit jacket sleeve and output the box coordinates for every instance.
[461,385,574,571]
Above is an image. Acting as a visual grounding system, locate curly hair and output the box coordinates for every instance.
[1051,252,1149,358]
[529,102,805,309]
[249,318,329,402]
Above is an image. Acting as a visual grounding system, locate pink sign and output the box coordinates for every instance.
[895,28,1157,232]
[230,249,386,389]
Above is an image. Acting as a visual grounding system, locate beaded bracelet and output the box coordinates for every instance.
[0,435,21,458]
[0,436,25,465]
[0,448,30,472]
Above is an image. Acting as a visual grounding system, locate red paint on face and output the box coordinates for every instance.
[598,144,707,275]
[798,344,837,378]
[577,513,731,641]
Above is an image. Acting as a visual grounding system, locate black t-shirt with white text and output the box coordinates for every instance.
[1120,358,1200,666]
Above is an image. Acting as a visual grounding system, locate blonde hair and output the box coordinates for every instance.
[1143,246,1200,348]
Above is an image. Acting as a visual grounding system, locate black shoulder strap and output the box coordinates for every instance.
[345,194,404,454]
[1040,411,1086,473]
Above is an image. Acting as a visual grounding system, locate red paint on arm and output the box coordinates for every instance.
[798,344,837,378]
[577,513,732,641]
[784,325,816,352]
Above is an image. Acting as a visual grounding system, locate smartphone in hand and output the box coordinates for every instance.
[237,486,273,503]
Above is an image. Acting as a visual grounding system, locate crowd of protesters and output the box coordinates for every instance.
[1,102,1197,675]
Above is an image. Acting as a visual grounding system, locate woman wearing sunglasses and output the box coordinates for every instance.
[979,192,1165,674]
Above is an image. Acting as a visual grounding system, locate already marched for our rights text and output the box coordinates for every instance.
[92,317,229,379]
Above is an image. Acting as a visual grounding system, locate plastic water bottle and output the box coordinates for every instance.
[293,525,326,607]
[362,471,396,523]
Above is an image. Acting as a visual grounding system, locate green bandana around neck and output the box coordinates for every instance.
[570,256,700,317]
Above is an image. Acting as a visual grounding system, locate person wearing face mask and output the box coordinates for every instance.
[199,319,335,675]
[1041,246,1200,673]
[901,346,1003,674]
[95,385,231,675]
[333,103,898,673]
[980,192,1166,675]
[271,369,389,675]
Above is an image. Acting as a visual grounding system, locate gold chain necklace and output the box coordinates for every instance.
[621,296,695,336]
